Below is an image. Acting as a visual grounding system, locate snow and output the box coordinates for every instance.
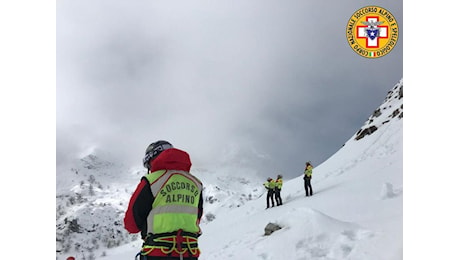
[57,80,404,260]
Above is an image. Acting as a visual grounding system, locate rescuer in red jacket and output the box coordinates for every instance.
[124,140,203,260]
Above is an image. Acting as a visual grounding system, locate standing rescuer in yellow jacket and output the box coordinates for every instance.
[124,140,203,260]
[304,161,313,196]
[264,177,276,209]
[274,174,283,206]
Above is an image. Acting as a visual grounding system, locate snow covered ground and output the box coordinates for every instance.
[64,80,403,260]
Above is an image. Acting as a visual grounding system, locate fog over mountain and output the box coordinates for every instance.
[57,0,403,180]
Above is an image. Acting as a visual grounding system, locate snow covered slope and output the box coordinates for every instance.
[196,79,403,260]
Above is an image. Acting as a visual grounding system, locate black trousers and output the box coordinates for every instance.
[274,188,282,205]
[266,189,275,207]
[304,177,313,196]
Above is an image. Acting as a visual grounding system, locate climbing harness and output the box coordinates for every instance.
[141,229,200,259]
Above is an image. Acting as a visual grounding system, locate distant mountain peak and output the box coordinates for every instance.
[80,154,115,170]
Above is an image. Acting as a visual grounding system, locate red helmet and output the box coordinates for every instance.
[67,257,75,260]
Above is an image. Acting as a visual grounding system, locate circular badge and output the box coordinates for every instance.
[346,6,399,58]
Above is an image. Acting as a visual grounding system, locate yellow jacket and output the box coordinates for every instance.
[275,178,283,189]
[264,179,276,190]
[304,165,313,177]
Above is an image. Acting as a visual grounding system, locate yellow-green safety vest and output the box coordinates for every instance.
[264,180,276,189]
[144,170,203,235]
[275,179,283,189]
[304,165,313,177]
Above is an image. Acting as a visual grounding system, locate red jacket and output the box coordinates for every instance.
[124,148,203,238]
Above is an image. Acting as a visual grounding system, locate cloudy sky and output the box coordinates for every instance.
[56,0,403,179]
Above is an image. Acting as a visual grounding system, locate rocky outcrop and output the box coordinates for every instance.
[264,222,282,236]
[354,79,403,141]
[355,125,378,141]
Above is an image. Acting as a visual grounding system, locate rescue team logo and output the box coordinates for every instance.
[346,6,399,58]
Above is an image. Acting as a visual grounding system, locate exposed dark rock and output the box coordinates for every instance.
[264,222,282,236]
[372,108,382,118]
[68,219,82,233]
[355,125,378,140]
[391,109,400,118]
[205,213,216,222]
